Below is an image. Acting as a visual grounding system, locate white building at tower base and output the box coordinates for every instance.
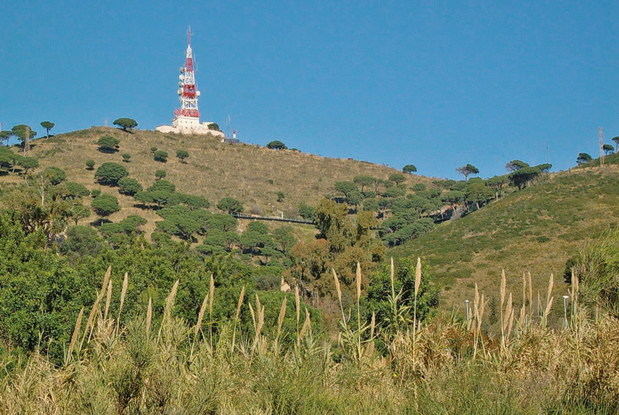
[155,116,224,137]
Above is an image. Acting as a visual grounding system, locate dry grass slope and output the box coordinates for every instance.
[14,127,432,228]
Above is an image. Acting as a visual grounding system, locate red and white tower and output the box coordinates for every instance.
[156,28,223,136]
[175,29,200,119]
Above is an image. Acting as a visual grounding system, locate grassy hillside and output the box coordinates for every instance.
[393,165,619,308]
[9,127,431,231]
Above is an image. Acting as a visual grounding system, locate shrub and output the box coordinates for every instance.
[60,225,105,256]
[178,193,209,209]
[150,146,158,153]
[402,164,417,174]
[121,153,131,162]
[118,177,143,196]
[176,149,189,163]
[334,181,362,205]
[155,205,210,240]
[96,136,120,153]
[62,182,90,199]
[134,190,180,209]
[41,167,66,185]
[207,122,221,131]
[362,198,379,212]
[90,189,101,198]
[411,183,426,192]
[389,173,406,184]
[85,160,95,170]
[217,197,244,215]
[382,186,405,198]
[353,175,376,192]
[95,162,128,186]
[99,215,147,236]
[91,193,120,217]
[266,140,287,150]
[363,257,439,329]
[153,150,168,162]
[276,191,285,202]
[298,203,316,220]
[508,166,543,189]
[155,170,167,180]
[17,156,39,172]
[149,179,175,193]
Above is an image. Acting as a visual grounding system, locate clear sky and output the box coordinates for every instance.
[0,1,617,179]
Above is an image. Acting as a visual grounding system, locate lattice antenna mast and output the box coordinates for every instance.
[598,127,605,166]
[175,27,201,119]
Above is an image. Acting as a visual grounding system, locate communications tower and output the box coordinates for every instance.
[156,28,223,136]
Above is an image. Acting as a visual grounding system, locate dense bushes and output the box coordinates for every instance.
[60,225,105,256]
[0,208,311,362]
[0,215,89,354]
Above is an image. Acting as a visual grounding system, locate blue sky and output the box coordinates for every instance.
[0,1,617,179]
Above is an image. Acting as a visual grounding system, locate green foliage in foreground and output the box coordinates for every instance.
[0,210,315,362]
[0,257,617,414]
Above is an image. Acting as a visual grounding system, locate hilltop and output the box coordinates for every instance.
[10,127,431,229]
[393,165,619,307]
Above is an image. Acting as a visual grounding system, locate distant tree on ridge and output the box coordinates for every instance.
[113,118,138,132]
[40,121,55,138]
[456,163,479,180]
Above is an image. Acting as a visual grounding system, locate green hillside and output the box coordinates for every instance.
[393,166,619,307]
